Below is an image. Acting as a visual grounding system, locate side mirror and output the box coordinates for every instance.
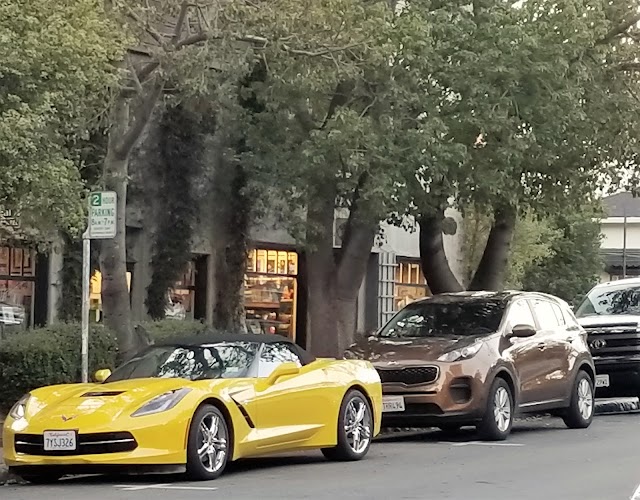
[508,324,537,339]
[266,362,300,385]
[93,369,112,383]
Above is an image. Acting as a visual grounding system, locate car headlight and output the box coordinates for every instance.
[9,393,31,420]
[438,342,483,362]
[131,388,191,417]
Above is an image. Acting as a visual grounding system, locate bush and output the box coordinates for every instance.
[0,319,213,412]
[0,323,117,412]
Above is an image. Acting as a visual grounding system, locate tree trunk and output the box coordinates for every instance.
[100,85,162,361]
[418,209,464,294]
[100,150,135,361]
[306,180,376,357]
[468,203,517,291]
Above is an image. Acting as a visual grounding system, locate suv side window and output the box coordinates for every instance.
[551,303,565,325]
[561,305,581,329]
[532,299,561,330]
[505,300,536,332]
[257,342,302,378]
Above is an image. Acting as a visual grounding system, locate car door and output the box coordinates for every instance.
[502,298,542,406]
[248,342,334,447]
[528,298,571,404]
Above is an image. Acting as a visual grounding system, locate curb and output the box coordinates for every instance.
[594,397,640,414]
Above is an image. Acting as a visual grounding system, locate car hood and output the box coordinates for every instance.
[577,314,640,327]
[346,335,488,364]
[20,378,219,428]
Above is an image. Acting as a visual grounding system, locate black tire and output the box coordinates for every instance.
[477,377,514,441]
[563,370,594,429]
[186,404,231,481]
[322,389,373,461]
[11,469,62,484]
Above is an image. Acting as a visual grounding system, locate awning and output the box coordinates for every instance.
[600,249,640,269]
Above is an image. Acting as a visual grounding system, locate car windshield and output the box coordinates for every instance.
[378,299,506,339]
[575,284,640,317]
[106,341,260,382]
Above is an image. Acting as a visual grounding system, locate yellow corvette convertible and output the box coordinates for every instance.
[3,333,382,483]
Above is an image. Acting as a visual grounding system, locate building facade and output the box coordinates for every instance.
[599,192,640,282]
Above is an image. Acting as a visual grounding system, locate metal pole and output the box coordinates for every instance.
[623,208,628,279]
[81,231,91,383]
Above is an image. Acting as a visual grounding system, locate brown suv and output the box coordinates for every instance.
[344,291,595,440]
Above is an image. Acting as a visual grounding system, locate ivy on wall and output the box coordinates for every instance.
[145,104,208,319]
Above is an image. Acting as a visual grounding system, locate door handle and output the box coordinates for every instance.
[536,343,546,350]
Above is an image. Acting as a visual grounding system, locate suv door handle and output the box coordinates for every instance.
[536,343,546,350]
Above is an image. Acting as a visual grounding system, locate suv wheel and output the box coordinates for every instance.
[477,377,513,441]
[563,370,594,429]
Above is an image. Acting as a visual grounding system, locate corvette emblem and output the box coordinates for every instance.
[61,415,77,422]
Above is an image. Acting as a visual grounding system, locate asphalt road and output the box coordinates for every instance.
[3,414,640,500]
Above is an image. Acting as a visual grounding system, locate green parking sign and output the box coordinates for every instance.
[88,191,116,239]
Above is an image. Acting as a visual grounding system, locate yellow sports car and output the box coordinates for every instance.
[3,333,382,483]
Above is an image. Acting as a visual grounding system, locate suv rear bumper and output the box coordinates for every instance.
[593,358,640,397]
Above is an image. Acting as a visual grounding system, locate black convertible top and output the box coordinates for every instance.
[155,332,316,365]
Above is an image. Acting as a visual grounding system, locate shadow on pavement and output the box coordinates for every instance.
[14,453,330,487]
[376,418,572,443]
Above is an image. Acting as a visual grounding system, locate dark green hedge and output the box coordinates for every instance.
[0,320,210,412]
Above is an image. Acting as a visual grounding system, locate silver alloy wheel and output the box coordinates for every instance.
[577,378,594,420]
[197,412,228,473]
[344,396,372,454]
[493,386,511,433]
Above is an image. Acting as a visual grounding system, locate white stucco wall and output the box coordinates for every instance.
[600,218,640,249]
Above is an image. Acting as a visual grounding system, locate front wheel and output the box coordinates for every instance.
[477,377,514,441]
[563,370,594,429]
[322,389,373,461]
[186,404,231,481]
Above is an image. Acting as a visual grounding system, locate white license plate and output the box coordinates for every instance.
[382,395,405,412]
[43,430,77,451]
[596,374,610,388]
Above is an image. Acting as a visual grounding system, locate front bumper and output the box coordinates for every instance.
[377,362,488,427]
[593,358,640,398]
[3,419,189,468]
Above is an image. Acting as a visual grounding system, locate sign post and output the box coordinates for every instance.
[81,191,117,382]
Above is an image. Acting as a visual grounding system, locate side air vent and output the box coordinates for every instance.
[81,391,125,397]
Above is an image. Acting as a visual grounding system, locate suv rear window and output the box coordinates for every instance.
[576,283,640,317]
[379,299,506,339]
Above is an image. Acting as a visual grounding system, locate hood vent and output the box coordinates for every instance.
[81,391,125,397]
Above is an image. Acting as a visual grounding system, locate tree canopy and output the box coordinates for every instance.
[0,0,127,239]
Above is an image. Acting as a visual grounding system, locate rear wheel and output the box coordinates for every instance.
[322,389,373,461]
[186,404,231,481]
[563,370,594,429]
[477,377,513,441]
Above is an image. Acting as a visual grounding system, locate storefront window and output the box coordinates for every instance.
[0,246,36,330]
[394,260,430,311]
[165,262,195,320]
[245,249,298,340]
